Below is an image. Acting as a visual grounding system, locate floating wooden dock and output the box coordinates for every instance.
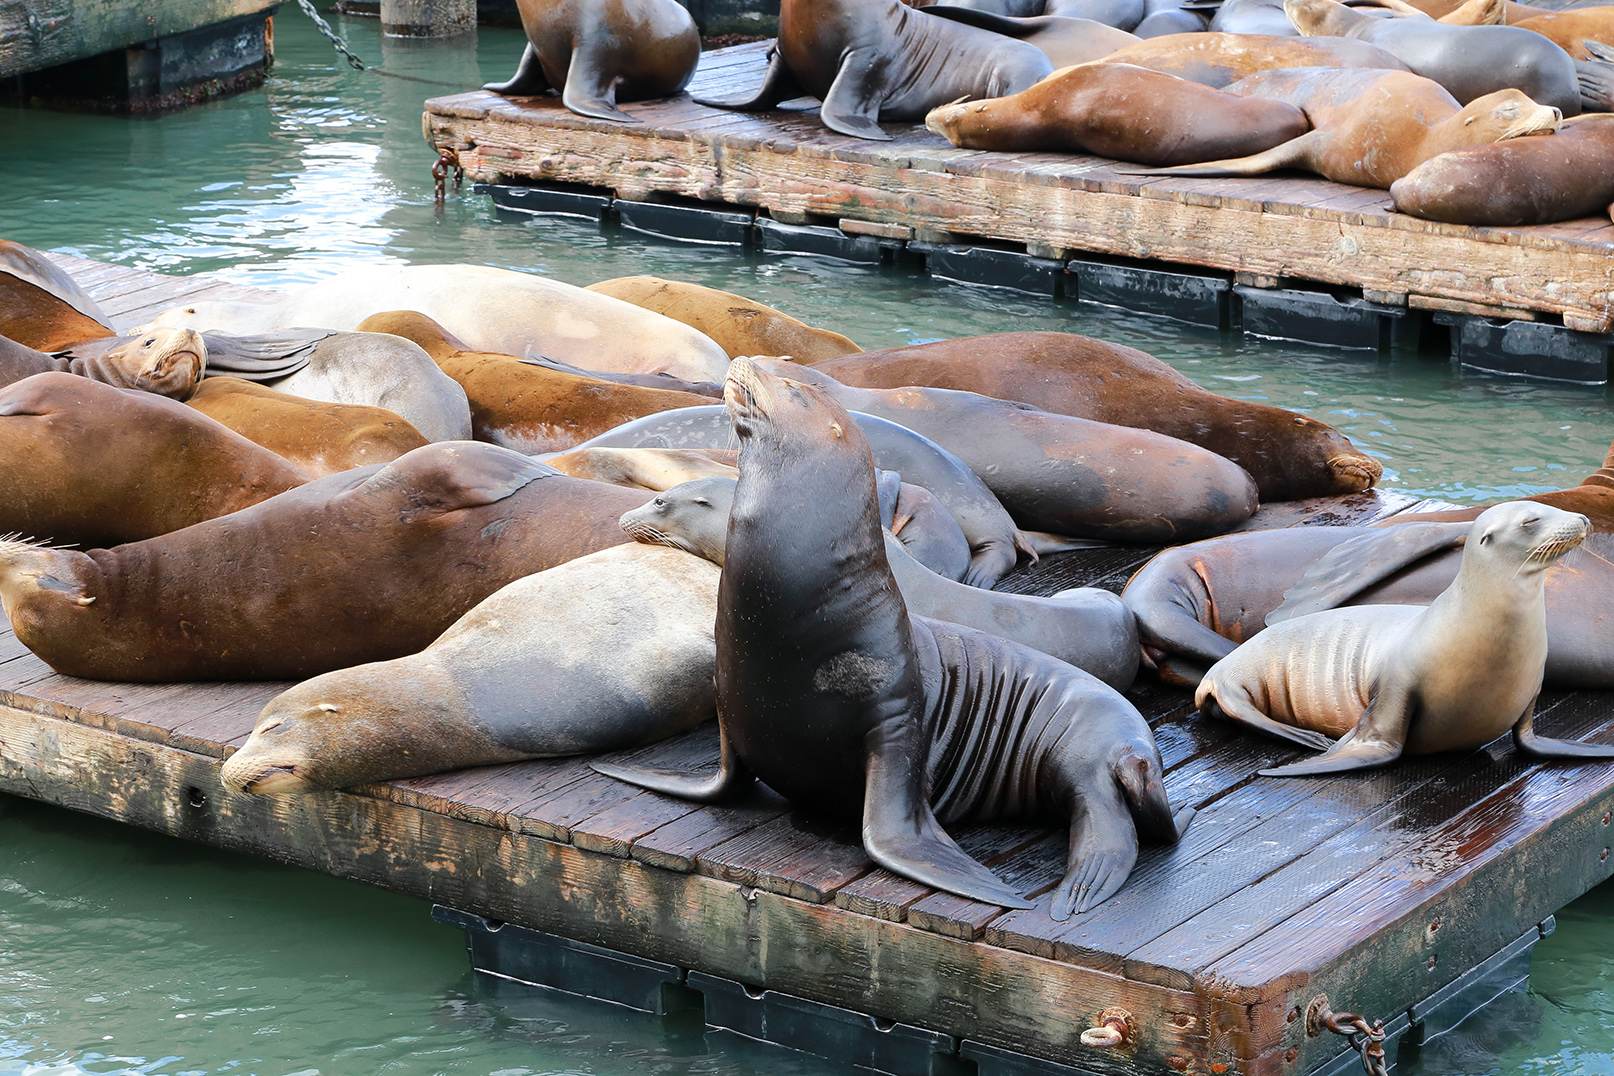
[422,42,1614,382]
[4,259,1614,1076]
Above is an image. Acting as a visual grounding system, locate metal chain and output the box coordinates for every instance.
[1309,998,1389,1076]
[432,147,464,206]
[290,0,367,70]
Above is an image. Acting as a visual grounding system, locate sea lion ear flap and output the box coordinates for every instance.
[1268,521,1471,625]
[1114,749,1184,843]
[368,443,559,511]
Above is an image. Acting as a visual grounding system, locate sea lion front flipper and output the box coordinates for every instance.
[1111,131,1324,178]
[1513,698,1614,759]
[694,48,803,111]
[862,728,1035,909]
[1267,521,1471,625]
[819,48,894,141]
[590,721,754,800]
[1259,681,1412,777]
[1576,48,1614,112]
[561,49,639,123]
[484,43,552,96]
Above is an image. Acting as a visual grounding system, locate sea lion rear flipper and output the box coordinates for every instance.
[590,721,754,800]
[563,49,639,123]
[1051,778,1139,920]
[862,731,1034,908]
[1019,530,1111,554]
[1112,131,1322,178]
[1199,689,1336,751]
[1575,49,1614,112]
[1513,698,1614,759]
[1259,681,1411,777]
[819,49,894,141]
[484,43,552,96]
[694,48,803,111]
[1267,521,1471,625]
[876,470,903,530]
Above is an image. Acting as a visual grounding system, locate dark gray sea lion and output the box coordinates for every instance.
[1195,503,1614,776]
[483,0,701,122]
[621,476,1139,688]
[922,8,1141,64]
[593,359,1189,918]
[222,543,720,794]
[570,404,1032,588]
[698,0,1054,140]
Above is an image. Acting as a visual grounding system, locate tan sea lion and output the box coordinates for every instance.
[592,359,1190,917]
[1515,9,1614,61]
[1098,31,1412,86]
[0,372,309,548]
[696,0,1054,140]
[810,332,1380,503]
[542,446,740,488]
[0,327,206,399]
[0,442,653,682]
[222,543,720,794]
[1390,113,1614,225]
[0,241,115,350]
[359,310,712,454]
[925,62,1310,163]
[1402,0,1550,21]
[140,264,733,384]
[483,0,700,122]
[1195,503,1614,776]
[584,276,863,364]
[1134,68,1561,188]
[185,377,429,477]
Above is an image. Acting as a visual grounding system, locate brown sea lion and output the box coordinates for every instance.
[591,358,1190,917]
[1390,113,1614,225]
[185,377,429,477]
[1515,9,1614,62]
[920,8,1141,66]
[809,332,1380,503]
[1098,31,1411,86]
[1378,441,1614,532]
[925,62,1309,163]
[0,241,115,351]
[0,327,206,399]
[1196,503,1614,776]
[483,0,700,122]
[0,372,309,549]
[696,0,1053,140]
[357,310,711,454]
[1135,68,1561,187]
[1285,0,1586,114]
[584,277,863,364]
[0,442,653,682]
[1402,0,1549,21]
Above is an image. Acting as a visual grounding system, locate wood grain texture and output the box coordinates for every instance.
[0,0,277,80]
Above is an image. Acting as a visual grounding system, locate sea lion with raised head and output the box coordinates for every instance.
[810,332,1379,503]
[0,372,309,548]
[222,543,720,794]
[622,475,1140,688]
[696,0,1053,140]
[0,442,653,682]
[1195,503,1614,775]
[483,0,700,122]
[1132,68,1561,187]
[0,326,206,399]
[593,359,1190,917]
[0,241,115,350]
[1098,31,1411,86]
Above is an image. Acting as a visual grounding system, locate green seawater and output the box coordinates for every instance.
[1,11,1613,1075]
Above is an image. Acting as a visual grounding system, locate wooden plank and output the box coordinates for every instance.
[0,0,277,79]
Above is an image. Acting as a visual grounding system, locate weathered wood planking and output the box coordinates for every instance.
[422,42,1614,332]
[0,0,278,79]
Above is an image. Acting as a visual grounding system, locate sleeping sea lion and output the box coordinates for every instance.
[1098,31,1411,86]
[809,332,1380,503]
[1196,503,1614,775]
[925,62,1310,164]
[0,326,205,399]
[0,241,114,350]
[584,277,863,364]
[222,543,720,794]
[0,443,654,682]
[592,358,1190,917]
[1515,9,1614,62]
[0,372,309,548]
[920,8,1141,66]
[358,310,712,454]
[696,0,1053,140]
[1132,67,1561,187]
[484,0,699,122]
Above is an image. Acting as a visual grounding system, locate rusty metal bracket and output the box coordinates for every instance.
[1307,995,1388,1076]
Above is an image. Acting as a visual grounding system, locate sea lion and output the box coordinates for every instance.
[483,0,700,123]
[141,264,732,384]
[222,544,720,794]
[1402,0,1549,20]
[0,372,309,548]
[571,404,1032,588]
[622,475,1140,688]
[0,442,653,682]
[1375,440,1614,532]
[1195,503,1614,776]
[754,358,1259,544]
[542,446,740,488]
[584,277,863,364]
[1098,31,1411,86]
[1133,68,1561,187]
[1285,0,1586,115]
[592,359,1190,917]
[0,241,115,350]
[930,0,1149,28]
[185,377,429,477]
[925,62,1310,164]
[1515,9,1614,62]
[695,0,1054,140]
[358,310,712,454]
[810,332,1379,503]
[1390,113,1614,225]
[1210,0,1302,35]
[0,326,206,399]
[920,8,1141,66]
